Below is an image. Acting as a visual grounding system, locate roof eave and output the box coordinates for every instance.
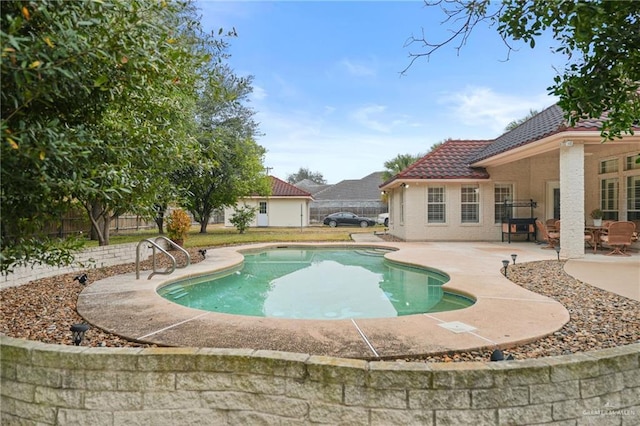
[243,195,314,200]
[380,177,490,190]
[470,130,615,167]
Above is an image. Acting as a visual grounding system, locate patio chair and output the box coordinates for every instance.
[600,220,614,235]
[545,218,558,232]
[584,231,595,253]
[599,221,636,256]
[535,219,559,249]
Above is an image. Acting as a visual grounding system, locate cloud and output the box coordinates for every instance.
[251,85,267,102]
[351,104,390,132]
[339,58,376,77]
[350,104,422,133]
[438,86,554,135]
[197,1,258,32]
[323,106,336,115]
[253,104,437,183]
[272,74,300,100]
[255,108,323,143]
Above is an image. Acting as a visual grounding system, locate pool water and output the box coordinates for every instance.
[158,247,473,320]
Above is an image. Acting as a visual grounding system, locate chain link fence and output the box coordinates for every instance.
[310,204,387,224]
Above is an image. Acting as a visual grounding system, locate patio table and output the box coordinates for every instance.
[585,225,606,254]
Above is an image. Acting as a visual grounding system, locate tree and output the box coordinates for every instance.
[176,135,270,233]
[0,0,226,271]
[382,153,425,181]
[176,66,271,233]
[405,0,640,139]
[286,168,327,185]
[505,109,539,131]
[428,137,454,153]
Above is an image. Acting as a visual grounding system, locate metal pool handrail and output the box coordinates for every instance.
[135,237,191,280]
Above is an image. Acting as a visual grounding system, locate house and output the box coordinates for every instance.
[224,176,313,228]
[294,179,332,196]
[380,103,640,258]
[297,172,388,223]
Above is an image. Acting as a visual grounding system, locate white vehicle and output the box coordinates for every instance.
[377,213,389,227]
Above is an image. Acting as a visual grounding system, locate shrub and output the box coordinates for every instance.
[229,205,257,234]
[590,208,604,219]
[166,209,192,244]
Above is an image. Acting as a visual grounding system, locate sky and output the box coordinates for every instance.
[197,1,565,184]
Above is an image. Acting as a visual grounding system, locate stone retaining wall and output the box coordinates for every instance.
[1,243,152,289]
[1,336,638,425]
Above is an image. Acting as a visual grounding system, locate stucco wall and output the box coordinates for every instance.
[388,146,640,243]
[267,198,310,227]
[1,336,638,425]
[224,199,310,228]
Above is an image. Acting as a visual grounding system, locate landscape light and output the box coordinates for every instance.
[490,349,514,361]
[73,273,88,285]
[70,323,90,346]
[511,254,517,264]
[490,349,504,361]
[502,259,509,277]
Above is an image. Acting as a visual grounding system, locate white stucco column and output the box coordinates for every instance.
[559,141,585,258]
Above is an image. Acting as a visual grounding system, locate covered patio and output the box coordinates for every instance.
[381,104,640,258]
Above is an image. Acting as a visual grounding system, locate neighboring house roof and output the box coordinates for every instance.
[313,172,385,201]
[294,179,332,195]
[390,140,492,183]
[270,176,313,198]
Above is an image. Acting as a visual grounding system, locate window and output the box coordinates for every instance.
[597,153,640,222]
[461,185,479,223]
[600,178,619,220]
[599,158,618,174]
[627,175,640,221]
[494,184,513,223]
[427,186,446,223]
[625,154,640,171]
[259,202,267,214]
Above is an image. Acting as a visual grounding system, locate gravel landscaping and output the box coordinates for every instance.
[1,247,638,362]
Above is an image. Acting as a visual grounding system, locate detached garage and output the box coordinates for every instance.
[224,176,314,228]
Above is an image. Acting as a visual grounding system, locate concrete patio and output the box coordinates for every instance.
[77,238,639,359]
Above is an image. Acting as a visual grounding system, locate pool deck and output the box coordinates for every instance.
[77,237,639,359]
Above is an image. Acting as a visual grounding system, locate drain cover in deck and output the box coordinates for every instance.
[437,321,477,333]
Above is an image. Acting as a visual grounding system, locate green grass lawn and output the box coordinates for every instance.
[87,224,384,248]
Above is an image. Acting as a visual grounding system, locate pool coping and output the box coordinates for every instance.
[77,241,570,359]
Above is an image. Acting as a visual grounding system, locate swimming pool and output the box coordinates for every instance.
[158,247,474,319]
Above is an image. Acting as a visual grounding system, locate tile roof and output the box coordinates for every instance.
[470,104,566,163]
[470,103,640,163]
[312,172,386,201]
[393,140,493,181]
[383,101,638,186]
[270,176,312,197]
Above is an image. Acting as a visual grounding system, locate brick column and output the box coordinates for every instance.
[559,141,585,258]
